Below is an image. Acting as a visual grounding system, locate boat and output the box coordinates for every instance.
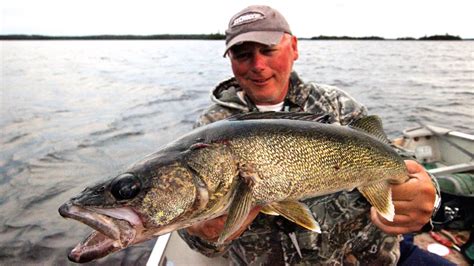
[393,124,474,175]
[393,124,474,265]
[147,124,474,265]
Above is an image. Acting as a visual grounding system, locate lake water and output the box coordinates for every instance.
[1,40,473,265]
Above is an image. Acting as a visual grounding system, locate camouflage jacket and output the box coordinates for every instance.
[178,72,402,265]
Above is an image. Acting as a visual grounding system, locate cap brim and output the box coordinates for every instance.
[223,31,284,57]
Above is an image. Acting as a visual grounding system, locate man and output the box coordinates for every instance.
[179,5,445,265]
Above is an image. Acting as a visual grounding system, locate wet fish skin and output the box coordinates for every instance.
[58,113,408,262]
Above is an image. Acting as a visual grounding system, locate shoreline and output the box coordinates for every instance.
[0,34,469,41]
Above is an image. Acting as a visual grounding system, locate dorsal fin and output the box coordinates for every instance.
[349,115,390,144]
[227,111,331,123]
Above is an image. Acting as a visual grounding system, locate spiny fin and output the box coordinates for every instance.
[267,201,321,233]
[358,181,395,221]
[349,115,390,144]
[217,181,253,244]
[227,112,331,123]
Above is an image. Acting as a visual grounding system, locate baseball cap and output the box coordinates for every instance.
[224,5,292,56]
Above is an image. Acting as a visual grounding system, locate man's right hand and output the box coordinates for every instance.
[185,206,262,243]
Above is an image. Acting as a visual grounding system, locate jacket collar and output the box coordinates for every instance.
[210,71,309,112]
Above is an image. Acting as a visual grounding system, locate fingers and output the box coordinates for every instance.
[392,161,436,205]
[404,160,425,174]
[391,177,434,202]
[186,215,227,241]
[370,208,425,235]
[390,179,417,201]
[373,161,437,235]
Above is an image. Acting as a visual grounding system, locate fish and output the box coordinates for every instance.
[58,112,409,263]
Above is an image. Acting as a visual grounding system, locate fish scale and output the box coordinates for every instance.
[225,128,404,203]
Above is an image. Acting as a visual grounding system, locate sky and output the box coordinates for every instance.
[1,0,473,39]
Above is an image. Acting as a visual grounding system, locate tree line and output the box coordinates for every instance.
[0,33,464,41]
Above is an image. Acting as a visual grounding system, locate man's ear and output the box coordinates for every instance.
[291,35,299,61]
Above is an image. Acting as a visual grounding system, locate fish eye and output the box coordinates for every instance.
[110,173,141,200]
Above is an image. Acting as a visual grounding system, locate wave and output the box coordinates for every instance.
[453,91,474,96]
[89,126,118,136]
[130,90,204,110]
[78,131,144,148]
[21,184,70,209]
[3,133,30,144]
[37,152,70,163]
[120,110,163,123]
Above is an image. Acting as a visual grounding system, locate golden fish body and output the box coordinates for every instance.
[59,113,408,263]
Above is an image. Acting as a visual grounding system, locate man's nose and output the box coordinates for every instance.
[251,52,266,71]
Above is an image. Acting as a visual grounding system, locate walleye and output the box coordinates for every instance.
[58,113,408,263]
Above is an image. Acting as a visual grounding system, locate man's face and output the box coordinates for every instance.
[229,34,299,105]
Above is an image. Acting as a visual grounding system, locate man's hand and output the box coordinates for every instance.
[186,206,262,243]
[371,160,436,234]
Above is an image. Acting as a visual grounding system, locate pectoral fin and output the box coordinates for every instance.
[260,205,280,216]
[267,201,321,233]
[217,181,253,244]
[358,181,395,221]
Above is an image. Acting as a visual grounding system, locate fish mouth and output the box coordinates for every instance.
[59,203,143,263]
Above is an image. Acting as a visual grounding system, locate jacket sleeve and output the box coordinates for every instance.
[193,104,242,128]
[177,229,231,257]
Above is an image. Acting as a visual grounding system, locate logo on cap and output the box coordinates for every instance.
[231,12,264,27]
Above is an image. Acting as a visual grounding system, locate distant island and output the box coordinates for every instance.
[0,33,466,41]
[308,35,385,40]
[308,34,462,41]
[0,34,226,40]
[417,34,462,40]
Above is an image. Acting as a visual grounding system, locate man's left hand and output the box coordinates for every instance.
[371,160,436,235]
